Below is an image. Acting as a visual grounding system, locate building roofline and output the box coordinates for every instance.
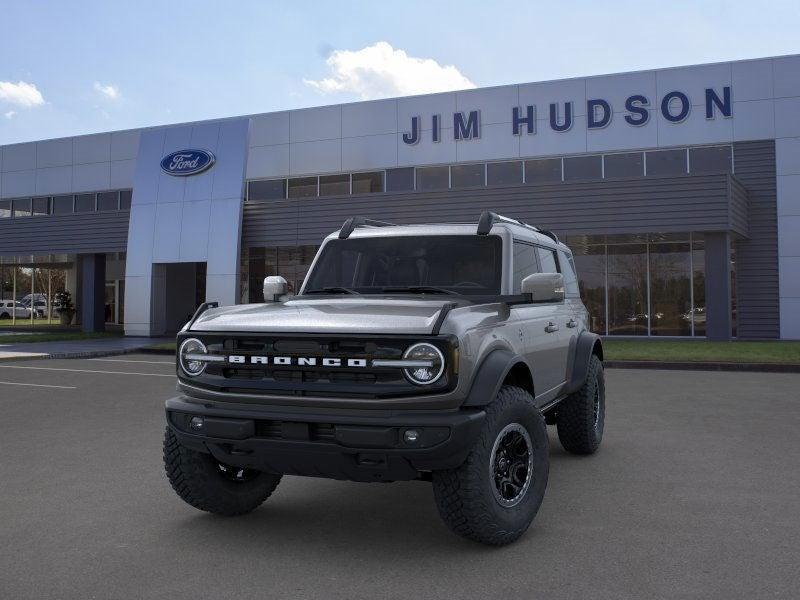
[2,51,798,148]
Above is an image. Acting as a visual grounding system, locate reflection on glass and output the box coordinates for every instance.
[649,243,691,336]
[573,244,606,334]
[692,239,706,337]
[607,244,647,335]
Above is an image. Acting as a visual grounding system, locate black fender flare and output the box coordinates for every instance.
[564,332,603,394]
[462,348,529,407]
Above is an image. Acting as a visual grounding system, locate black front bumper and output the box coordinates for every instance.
[166,396,485,482]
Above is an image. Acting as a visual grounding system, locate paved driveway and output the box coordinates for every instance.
[0,357,798,599]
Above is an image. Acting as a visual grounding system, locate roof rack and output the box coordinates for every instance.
[538,229,560,244]
[476,211,540,236]
[338,216,396,239]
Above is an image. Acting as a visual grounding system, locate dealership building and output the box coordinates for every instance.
[1,54,799,340]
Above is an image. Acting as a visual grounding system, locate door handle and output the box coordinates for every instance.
[545,322,559,333]
[567,319,578,328]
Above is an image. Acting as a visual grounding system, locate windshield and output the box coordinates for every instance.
[303,235,502,296]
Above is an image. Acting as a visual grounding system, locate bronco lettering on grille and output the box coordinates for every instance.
[227,355,368,367]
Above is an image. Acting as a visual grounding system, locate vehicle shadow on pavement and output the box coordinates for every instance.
[158,431,584,555]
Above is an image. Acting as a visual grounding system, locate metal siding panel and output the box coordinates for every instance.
[732,140,780,339]
[243,173,739,245]
[0,211,130,256]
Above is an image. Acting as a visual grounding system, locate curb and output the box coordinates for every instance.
[0,347,165,362]
[605,360,800,373]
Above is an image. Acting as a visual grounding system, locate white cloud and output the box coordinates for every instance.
[93,82,121,100]
[0,81,44,107]
[4,110,17,119]
[304,41,475,100]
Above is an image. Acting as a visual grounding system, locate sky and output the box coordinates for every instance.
[1,0,799,145]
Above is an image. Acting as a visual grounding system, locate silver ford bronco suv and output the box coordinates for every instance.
[164,212,605,545]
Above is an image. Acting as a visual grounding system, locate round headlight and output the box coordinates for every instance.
[403,342,445,385]
[179,338,208,376]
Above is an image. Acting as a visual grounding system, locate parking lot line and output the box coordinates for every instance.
[0,365,175,377]
[0,380,77,389]
[89,358,175,365]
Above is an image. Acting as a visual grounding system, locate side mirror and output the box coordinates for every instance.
[521,273,565,303]
[263,275,288,302]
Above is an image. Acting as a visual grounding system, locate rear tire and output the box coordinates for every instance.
[163,427,281,516]
[432,386,549,546]
[556,354,605,455]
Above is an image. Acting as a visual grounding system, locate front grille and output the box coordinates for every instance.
[180,333,456,399]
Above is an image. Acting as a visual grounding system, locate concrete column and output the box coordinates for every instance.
[704,232,732,341]
[80,254,106,333]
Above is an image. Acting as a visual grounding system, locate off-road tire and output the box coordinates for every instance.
[431,386,549,546]
[556,354,605,455]
[163,427,281,516]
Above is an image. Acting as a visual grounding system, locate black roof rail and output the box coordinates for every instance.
[477,211,540,235]
[538,229,560,244]
[338,216,396,239]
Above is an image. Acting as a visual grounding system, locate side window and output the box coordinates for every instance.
[536,246,559,274]
[512,242,539,293]
[559,250,580,297]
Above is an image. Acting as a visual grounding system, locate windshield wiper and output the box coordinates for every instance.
[303,286,360,295]
[380,286,458,295]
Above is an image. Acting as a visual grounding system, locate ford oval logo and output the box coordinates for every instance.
[160,149,215,176]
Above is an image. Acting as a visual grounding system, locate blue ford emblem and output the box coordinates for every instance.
[160,149,215,176]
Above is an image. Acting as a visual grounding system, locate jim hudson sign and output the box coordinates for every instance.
[401,86,732,145]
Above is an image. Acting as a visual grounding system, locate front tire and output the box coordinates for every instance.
[163,427,282,516]
[432,386,549,546]
[556,354,605,454]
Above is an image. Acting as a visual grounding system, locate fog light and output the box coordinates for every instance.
[403,429,420,444]
[189,416,204,431]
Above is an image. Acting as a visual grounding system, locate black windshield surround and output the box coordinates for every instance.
[303,235,502,296]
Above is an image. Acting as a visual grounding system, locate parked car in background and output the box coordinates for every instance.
[20,296,48,318]
[0,301,32,319]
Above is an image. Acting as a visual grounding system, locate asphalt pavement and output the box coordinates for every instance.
[0,356,798,599]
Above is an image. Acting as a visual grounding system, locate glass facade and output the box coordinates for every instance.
[569,233,712,337]
[240,245,319,302]
[0,256,77,327]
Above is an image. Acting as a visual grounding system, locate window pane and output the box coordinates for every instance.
[98,191,119,211]
[487,161,523,186]
[249,179,286,201]
[352,172,384,194]
[74,194,96,212]
[573,243,607,334]
[607,244,648,335]
[604,152,644,178]
[13,198,32,217]
[288,177,317,198]
[513,242,539,293]
[690,145,732,174]
[0,200,11,218]
[247,246,266,303]
[52,195,74,214]
[32,197,49,215]
[119,190,132,210]
[416,166,449,191]
[560,251,580,296]
[451,163,485,188]
[691,238,706,336]
[536,247,559,273]
[563,155,602,181]
[649,242,691,336]
[386,167,414,192]
[319,174,350,196]
[525,158,561,183]
[646,149,686,176]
